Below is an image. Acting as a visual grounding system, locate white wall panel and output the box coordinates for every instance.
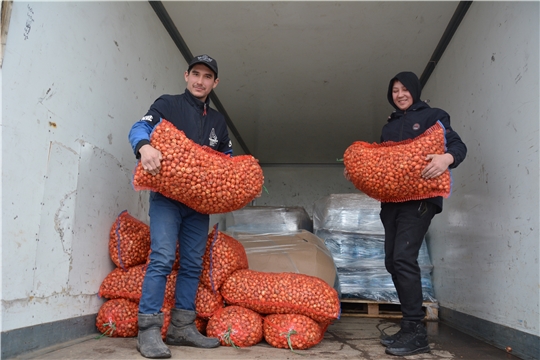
[422,2,539,336]
[254,165,357,217]
[2,2,185,331]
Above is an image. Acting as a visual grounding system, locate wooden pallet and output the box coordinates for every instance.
[340,299,439,321]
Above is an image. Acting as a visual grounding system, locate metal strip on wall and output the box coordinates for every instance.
[1,0,14,68]
[148,0,251,155]
[419,1,473,88]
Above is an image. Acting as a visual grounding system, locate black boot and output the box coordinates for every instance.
[166,308,220,348]
[385,320,430,356]
[380,322,405,347]
[137,313,171,359]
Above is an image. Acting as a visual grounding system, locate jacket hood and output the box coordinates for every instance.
[387,71,422,110]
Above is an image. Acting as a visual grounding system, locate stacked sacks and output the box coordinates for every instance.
[206,306,264,348]
[99,211,178,304]
[219,269,338,351]
[98,264,177,304]
[96,298,139,338]
[194,227,249,327]
[108,210,151,270]
[97,219,340,351]
[187,226,340,351]
[97,211,198,338]
[97,211,176,339]
[132,119,264,214]
[263,313,326,350]
[200,229,249,293]
[220,270,340,324]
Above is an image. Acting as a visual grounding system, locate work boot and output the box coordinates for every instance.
[166,308,220,348]
[380,323,405,347]
[385,320,430,356]
[137,313,171,359]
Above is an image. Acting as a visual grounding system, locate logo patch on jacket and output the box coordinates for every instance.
[209,128,218,147]
[412,123,420,131]
[140,115,153,122]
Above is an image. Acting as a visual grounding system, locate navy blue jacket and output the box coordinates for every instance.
[381,72,467,212]
[129,89,233,158]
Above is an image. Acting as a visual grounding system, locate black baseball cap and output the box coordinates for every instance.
[188,54,218,78]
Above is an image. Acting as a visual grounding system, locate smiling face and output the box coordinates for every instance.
[392,80,413,111]
[184,64,219,102]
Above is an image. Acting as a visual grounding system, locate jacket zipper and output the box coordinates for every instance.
[399,110,406,140]
[199,103,207,144]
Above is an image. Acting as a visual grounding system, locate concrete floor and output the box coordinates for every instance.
[11,317,521,360]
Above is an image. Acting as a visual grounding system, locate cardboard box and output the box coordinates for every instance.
[226,230,339,290]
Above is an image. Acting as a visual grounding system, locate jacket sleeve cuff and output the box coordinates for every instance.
[134,140,151,159]
[446,151,458,169]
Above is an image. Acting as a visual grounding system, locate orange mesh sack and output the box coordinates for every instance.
[195,317,208,336]
[344,121,452,203]
[132,119,264,214]
[109,211,151,270]
[206,306,263,348]
[221,269,340,323]
[96,299,138,338]
[200,226,249,291]
[263,314,326,350]
[160,304,173,340]
[195,282,224,319]
[98,264,177,305]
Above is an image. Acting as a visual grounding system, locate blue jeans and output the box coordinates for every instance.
[139,192,209,314]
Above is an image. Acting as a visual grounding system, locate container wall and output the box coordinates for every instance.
[422,1,539,337]
[254,165,358,217]
[1,2,188,332]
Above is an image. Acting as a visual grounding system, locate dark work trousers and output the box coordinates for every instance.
[380,200,437,322]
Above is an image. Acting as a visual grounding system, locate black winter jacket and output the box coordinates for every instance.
[129,89,232,158]
[381,72,467,213]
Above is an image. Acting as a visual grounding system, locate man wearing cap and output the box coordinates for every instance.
[128,54,232,359]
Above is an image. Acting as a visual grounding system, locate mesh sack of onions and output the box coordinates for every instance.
[160,304,173,340]
[96,298,139,338]
[344,121,452,203]
[109,211,150,270]
[206,305,263,348]
[98,264,177,304]
[195,282,224,319]
[132,119,264,214]
[200,227,249,292]
[195,317,208,336]
[263,313,327,350]
[221,269,340,323]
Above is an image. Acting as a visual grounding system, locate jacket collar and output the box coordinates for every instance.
[184,88,210,110]
[388,100,430,121]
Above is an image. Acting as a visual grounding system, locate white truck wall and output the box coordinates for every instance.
[209,165,356,231]
[422,1,539,337]
[1,2,187,332]
[253,165,357,216]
